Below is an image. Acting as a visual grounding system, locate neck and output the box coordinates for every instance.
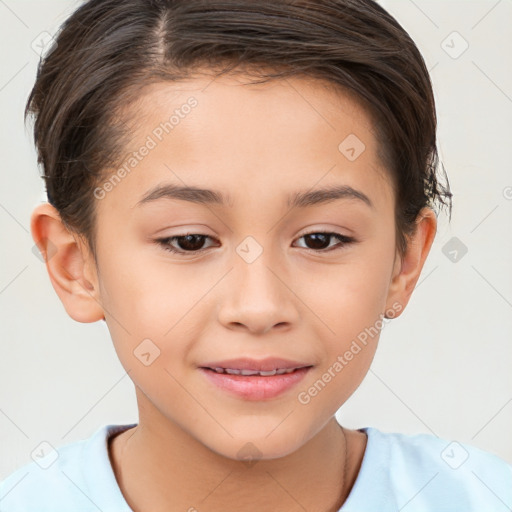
[109,398,366,512]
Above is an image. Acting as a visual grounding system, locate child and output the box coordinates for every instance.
[1,0,510,510]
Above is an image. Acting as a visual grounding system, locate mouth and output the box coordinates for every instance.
[198,365,313,400]
[202,366,309,376]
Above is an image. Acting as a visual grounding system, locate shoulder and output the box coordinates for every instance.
[0,433,92,511]
[0,423,135,512]
[374,427,511,476]
[347,427,512,511]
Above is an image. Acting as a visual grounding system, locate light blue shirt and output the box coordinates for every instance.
[1,423,511,511]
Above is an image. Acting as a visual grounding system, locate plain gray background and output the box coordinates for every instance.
[1,0,511,481]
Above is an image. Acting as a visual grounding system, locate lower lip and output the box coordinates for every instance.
[199,367,312,400]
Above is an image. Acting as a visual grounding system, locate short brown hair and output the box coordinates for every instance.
[25,0,452,261]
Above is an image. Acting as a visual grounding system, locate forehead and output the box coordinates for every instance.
[100,72,393,213]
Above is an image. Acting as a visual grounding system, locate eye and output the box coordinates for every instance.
[156,234,218,255]
[293,231,355,252]
[155,230,355,255]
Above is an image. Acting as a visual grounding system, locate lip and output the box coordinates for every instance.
[199,357,311,372]
[200,367,311,400]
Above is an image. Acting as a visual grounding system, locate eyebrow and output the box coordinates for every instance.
[135,183,373,209]
[288,185,373,209]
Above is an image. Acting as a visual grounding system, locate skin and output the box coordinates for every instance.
[30,72,437,512]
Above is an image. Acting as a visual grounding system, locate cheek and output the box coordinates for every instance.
[298,270,388,414]
[305,238,395,378]
[97,241,210,333]
[96,244,221,384]
[311,253,394,338]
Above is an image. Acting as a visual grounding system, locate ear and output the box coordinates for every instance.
[385,207,437,318]
[30,202,105,323]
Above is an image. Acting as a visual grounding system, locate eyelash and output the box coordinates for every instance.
[155,231,356,256]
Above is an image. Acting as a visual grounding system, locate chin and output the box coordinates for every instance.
[197,425,306,463]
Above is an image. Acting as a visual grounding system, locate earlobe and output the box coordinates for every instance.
[385,207,437,317]
[30,202,105,323]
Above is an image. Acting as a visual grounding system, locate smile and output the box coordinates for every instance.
[208,367,299,376]
[199,366,312,400]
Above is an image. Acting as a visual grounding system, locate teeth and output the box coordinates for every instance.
[240,369,260,376]
[210,367,298,376]
[259,369,277,376]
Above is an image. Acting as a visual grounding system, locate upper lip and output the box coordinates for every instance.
[200,357,313,372]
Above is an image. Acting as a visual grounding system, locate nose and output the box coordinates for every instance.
[217,248,300,335]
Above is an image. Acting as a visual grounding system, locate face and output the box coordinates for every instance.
[79,73,407,460]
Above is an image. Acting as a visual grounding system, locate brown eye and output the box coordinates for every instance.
[294,231,355,252]
[156,231,355,256]
[157,234,217,254]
